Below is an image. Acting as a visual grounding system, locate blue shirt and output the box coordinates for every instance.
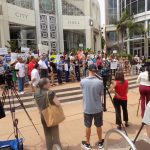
[57,60,64,71]
[80,76,103,114]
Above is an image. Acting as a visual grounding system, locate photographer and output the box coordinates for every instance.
[80,64,104,149]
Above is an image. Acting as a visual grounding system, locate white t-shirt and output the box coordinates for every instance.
[38,60,48,69]
[31,69,40,87]
[137,71,150,86]
[15,62,25,77]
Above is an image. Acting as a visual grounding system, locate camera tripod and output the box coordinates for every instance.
[95,73,128,135]
[1,83,40,141]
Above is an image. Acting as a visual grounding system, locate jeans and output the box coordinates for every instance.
[139,85,150,117]
[75,67,80,81]
[18,77,25,92]
[57,69,62,84]
[65,71,69,82]
[114,98,128,125]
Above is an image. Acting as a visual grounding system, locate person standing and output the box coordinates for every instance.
[80,64,104,150]
[38,55,48,78]
[57,56,64,84]
[137,66,150,117]
[110,71,129,130]
[74,57,80,81]
[31,63,40,92]
[34,78,62,150]
[28,56,36,81]
[15,57,26,95]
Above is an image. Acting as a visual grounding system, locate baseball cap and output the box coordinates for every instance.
[88,64,97,72]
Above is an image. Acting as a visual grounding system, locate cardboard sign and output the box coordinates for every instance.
[21,47,30,53]
[0,48,8,55]
[38,44,49,55]
[110,61,118,70]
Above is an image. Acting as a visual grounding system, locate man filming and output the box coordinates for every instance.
[80,64,104,150]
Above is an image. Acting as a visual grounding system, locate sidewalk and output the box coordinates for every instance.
[0,87,149,150]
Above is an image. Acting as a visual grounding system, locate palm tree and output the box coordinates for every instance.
[116,10,144,53]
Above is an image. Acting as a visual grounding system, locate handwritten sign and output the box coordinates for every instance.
[38,44,49,55]
[21,47,30,53]
[110,61,118,70]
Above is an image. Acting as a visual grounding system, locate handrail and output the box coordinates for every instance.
[104,129,137,150]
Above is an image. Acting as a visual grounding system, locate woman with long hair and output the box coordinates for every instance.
[137,66,150,117]
[110,71,129,130]
[34,78,62,150]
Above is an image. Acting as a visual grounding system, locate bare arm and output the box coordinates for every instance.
[146,125,150,138]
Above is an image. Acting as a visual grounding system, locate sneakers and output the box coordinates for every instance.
[81,140,104,150]
[81,141,92,150]
[98,139,104,149]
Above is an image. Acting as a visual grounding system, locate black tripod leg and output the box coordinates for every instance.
[133,124,145,143]
[12,87,40,136]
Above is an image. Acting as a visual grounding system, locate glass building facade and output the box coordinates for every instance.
[119,0,150,57]
[107,0,117,24]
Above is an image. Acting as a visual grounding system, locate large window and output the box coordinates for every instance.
[107,31,117,42]
[7,0,34,10]
[107,0,117,24]
[138,0,145,13]
[131,1,137,15]
[148,0,150,11]
[120,0,146,15]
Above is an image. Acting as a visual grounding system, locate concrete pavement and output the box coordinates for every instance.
[0,87,150,150]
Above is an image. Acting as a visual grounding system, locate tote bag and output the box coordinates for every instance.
[42,91,65,127]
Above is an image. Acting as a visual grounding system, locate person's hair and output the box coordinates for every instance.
[38,78,49,89]
[34,63,39,69]
[115,71,125,83]
[146,66,150,81]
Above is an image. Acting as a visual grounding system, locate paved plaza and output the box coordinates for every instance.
[0,82,150,150]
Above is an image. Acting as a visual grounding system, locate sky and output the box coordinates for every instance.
[98,0,105,26]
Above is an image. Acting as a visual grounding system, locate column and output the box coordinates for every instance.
[145,20,148,58]
[86,29,92,49]
[0,0,10,47]
[55,0,64,52]
[34,0,41,45]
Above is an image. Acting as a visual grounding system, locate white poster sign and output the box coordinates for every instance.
[0,48,8,55]
[110,61,118,70]
[21,47,30,53]
[38,44,49,55]
[11,53,18,63]
[79,43,83,47]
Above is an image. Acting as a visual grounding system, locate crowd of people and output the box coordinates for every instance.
[0,49,146,95]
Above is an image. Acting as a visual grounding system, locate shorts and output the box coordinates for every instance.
[84,112,103,128]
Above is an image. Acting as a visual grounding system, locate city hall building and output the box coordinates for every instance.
[105,0,150,58]
[0,0,101,53]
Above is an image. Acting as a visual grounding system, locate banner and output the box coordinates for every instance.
[38,44,49,55]
[0,48,8,55]
[21,47,30,53]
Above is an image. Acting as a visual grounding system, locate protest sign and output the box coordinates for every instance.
[11,53,18,63]
[38,44,49,55]
[110,61,118,70]
[0,48,8,55]
[21,47,30,53]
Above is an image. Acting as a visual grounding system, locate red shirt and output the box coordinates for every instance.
[28,61,35,76]
[114,80,128,100]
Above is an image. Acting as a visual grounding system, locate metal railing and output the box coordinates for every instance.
[104,129,137,150]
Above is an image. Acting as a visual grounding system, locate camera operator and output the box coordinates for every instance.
[80,64,104,150]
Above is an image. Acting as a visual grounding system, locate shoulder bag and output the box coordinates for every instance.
[42,91,65,127]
